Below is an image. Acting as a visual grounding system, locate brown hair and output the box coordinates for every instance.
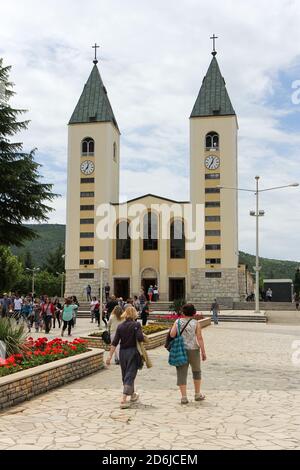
[182,303,196,317]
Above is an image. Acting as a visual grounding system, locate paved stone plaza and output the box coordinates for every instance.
[0,320,300,450]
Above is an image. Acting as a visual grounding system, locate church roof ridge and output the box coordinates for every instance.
[111,193,190,205]
[190,55,235,118]
[69,64,119,131]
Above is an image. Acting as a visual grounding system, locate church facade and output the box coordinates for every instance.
[65,48,245,302]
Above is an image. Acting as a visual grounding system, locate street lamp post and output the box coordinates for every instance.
[219,177,299,314]
[97,259,106,329]
[56,272,65,300]
[26,267,40,298]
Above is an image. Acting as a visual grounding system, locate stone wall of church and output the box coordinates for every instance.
[189,268,241,302]
[65,268,109,300]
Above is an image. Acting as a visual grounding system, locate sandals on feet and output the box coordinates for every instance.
[130,392,139,403]
[120,402,131,409]
[195,394,206,401]
[181,397,189,405]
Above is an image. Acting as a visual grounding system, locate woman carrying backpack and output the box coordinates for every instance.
[169,304,207,405]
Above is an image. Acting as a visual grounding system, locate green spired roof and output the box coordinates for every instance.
[190,56,235,118]
[69,64,119,130]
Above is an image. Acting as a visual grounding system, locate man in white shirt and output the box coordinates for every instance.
[14,295,23,323]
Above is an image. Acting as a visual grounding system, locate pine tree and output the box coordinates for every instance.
[43,243,65,275]
[0,58,56,246]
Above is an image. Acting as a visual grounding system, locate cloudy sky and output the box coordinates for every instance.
[1,0,300,261]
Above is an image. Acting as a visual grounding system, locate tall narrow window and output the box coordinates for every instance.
[205,132,219,150]
[116,221,131,259]
[113,142,117,162]
[170,220,185,259]
[81,137,95,156]
[143,212,158,250]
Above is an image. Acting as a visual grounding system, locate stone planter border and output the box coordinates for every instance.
[81,317,211,351]
[0,348,104,412]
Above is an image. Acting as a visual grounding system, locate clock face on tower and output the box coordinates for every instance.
[80,160,95,175]
[205,155,220,170]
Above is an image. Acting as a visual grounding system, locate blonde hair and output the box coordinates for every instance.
[121,306,138,321]
[111,305,123,320]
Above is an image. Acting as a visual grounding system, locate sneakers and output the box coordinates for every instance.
[181,397,189,405]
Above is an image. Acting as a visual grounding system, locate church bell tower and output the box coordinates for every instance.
[189,37,240,302]
[65,46,120,296]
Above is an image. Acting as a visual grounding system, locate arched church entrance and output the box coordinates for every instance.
[141,268,158,300]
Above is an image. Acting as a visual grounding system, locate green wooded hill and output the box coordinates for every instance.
[10,224,299,279]
[11,224,65,265]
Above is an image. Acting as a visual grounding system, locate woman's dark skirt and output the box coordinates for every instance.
[119,347,139,396]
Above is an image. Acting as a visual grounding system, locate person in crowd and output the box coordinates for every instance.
[153,285,159,302]
[133,295,140,316]
[61,298,74,337]
[169,303,207,405]
[141,301,150,326]
[266,288,273,302]
[107,305,123,365]
[210,298,220,325]
[0,293,10,317]
[106,295,119,319]
[33,298,42,333]
[106,306,145,409]
[86,284,92,301]
[42,297,55,334]
[21,299,33,332]
[147,285,154,302]
[93,299,101,326]
[102,303,108,328]
[14,294,23,323]
[104,283,111,301]
[118,297,125,311]
[71,296,79,327]
[139,290,146,312]
[90,296,98,323]
[124,298,134,310]
[53,298,62,328]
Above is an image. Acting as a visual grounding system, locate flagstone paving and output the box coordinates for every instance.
[0,321,300,450]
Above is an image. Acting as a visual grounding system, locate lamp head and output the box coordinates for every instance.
[97,259,106,269]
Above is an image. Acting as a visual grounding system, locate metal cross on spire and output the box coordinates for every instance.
[92,43,100,65]
[210,34,218,56]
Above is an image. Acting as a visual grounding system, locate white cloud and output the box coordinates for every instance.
[1,0,300,260]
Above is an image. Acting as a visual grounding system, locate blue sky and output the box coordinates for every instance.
[0,0,300,262]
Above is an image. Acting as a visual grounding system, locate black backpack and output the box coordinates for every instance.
[102,330,111,345]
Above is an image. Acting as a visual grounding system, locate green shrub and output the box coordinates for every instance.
[169,298,186,314]
[0,318,28,357]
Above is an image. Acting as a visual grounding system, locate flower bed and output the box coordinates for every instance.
[0,348,104,411]
[150,313,205,323]
[142,323,169,335]
[0,337,88,378]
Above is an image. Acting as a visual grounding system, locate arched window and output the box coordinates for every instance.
[113,142,117,162]
[205,132,219,150]
[170,220,185,259]
[82,137,95,156]
[143,212,158,251]
[116,221,131,259]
